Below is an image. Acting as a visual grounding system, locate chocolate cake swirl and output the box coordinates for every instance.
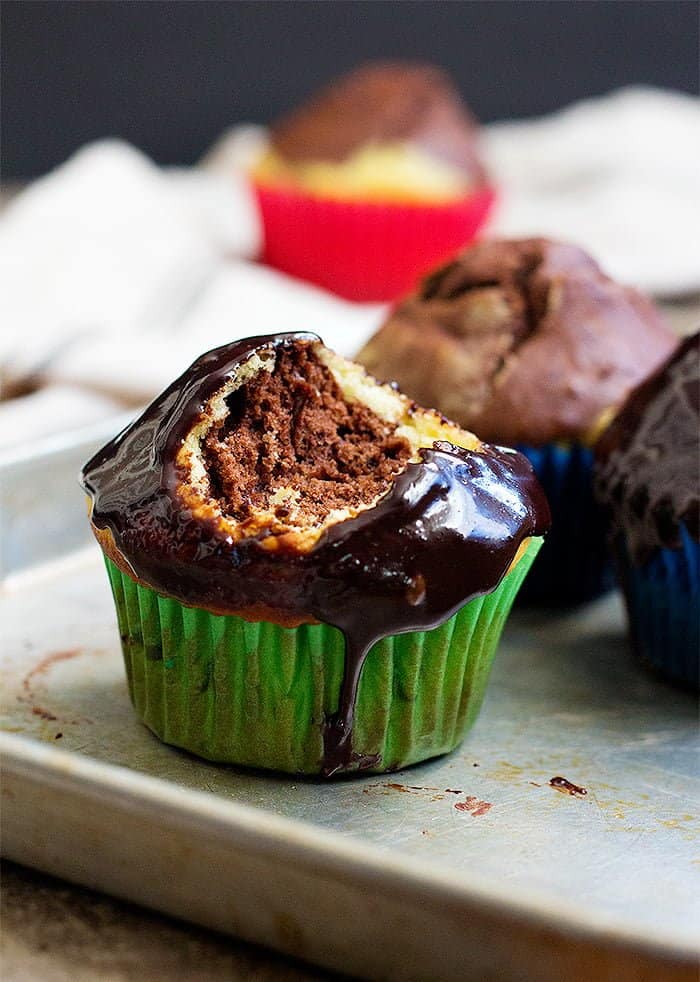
[358,238,676,446]
[595,333,700,564]
[82,334,549,775]
[270,61,487,184]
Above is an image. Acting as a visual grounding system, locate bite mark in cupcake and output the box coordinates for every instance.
[200,343,412,537]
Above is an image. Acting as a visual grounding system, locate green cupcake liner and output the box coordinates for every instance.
[105,537,542,775]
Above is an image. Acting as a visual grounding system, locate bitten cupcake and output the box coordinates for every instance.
[251,61,494,301]
[357,237,676,606]
[81,333,549,776]
[595,333,699,689]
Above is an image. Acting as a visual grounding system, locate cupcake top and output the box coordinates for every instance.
[83,334,549,773]
[82,333,548,627]
[254,61,486,203]
[358,237,676,445]
[595,333,699,563]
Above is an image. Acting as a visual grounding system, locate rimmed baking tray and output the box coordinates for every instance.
[1,430,698,981]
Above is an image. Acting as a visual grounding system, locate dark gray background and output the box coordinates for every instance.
[2,0,698,178]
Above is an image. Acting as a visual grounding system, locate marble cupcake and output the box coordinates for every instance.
[358,237,676,605]
[251,62,494,301]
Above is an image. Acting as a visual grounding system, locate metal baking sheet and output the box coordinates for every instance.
[0,412,136,579]
[1,442,699,981]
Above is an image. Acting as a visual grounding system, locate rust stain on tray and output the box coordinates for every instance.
[21,649,84,724]
[454,796,492,817]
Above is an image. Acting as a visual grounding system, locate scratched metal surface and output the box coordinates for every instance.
[2,544,699,949]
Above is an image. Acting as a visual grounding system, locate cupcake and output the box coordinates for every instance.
[357,237,676,606]
[595,333,699,689]
[81,333,549,776]
[251,61,494,302]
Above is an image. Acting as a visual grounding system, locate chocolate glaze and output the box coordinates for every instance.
[595,333,700,564]
[81,333,549,776]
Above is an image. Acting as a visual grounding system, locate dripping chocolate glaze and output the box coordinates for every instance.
[81,333,550,776]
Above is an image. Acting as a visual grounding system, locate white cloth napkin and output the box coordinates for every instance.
[45,261,386,404]
[0,140,261,381]
[484,87,700,297]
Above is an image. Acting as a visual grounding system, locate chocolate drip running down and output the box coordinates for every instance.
[82,334,550,776]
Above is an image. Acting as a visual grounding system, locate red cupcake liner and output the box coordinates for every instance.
[253,182,496,302]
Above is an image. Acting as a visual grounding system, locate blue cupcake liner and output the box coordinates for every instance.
[515,442,614,606]
[613,525,700,690]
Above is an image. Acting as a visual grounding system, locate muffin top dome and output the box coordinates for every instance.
[270,61,485,176]
[595,333,699,563]
[254,62,486,202]
[358,237,676,445]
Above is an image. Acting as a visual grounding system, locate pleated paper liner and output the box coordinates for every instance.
[253,182,495,303]
[104,537,541,776]
[516,442,614,607]
[613,525,699,691]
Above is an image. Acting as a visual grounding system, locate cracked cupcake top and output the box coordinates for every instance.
[595,333,700,563]
[358,238,676,446]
